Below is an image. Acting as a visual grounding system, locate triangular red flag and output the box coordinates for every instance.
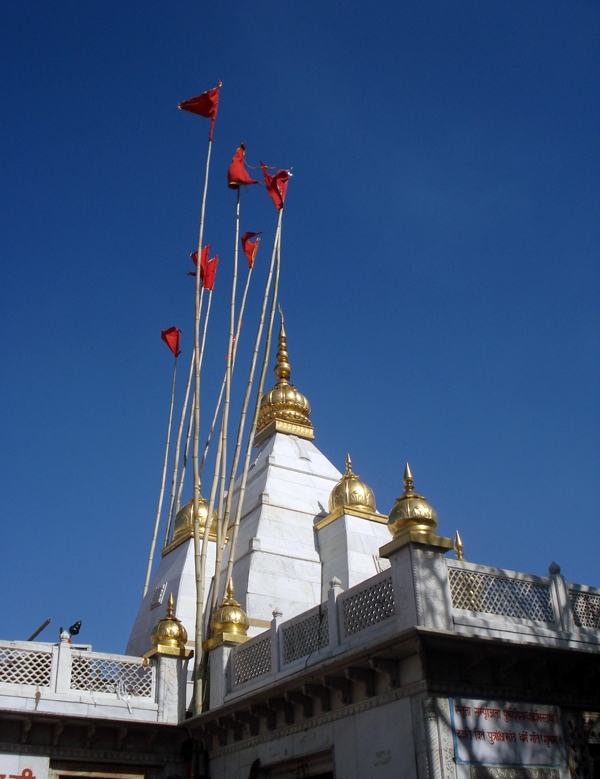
[161,327,181,357]
[203,255,219,291]
[261,162,291,210]
[227,144,259,189]
[178,81,222,141]
[241,232,262,269]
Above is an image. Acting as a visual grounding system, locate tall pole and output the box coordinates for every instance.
[192,184,239,715]
[143,352,179,599]
[191,134,213,713]
[224,213,283,588]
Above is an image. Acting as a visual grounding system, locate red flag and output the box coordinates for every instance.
[178,81,222,141]
[261,162,291,210]
[203,255,219,291]
[227,144,259,188]
[161,327,181,357]
[189,245,210,278]
[241,231,262,269]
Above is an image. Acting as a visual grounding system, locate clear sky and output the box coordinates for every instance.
[1,1,598,653]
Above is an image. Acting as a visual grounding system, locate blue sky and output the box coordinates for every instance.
[1,1,598,652]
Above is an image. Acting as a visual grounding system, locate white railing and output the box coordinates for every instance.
[447,561,555,623]
[281,604,328,666]
[232,632,272,686]
[569,583,600,629]
[337,570,395,640]
[0,639,157,709]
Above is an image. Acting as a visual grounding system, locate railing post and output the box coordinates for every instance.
[54,630,72,693]
[271,608,283,674]
[549,561,574,631]
[327,577,343,647]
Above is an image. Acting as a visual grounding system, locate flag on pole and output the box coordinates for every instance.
[188,245,210,278]
[227,144,259,188]
[161,327,182,357]
[241,232,262,269]
[260,163,291,210]
[203,255,219,291]
[178,81,222,141]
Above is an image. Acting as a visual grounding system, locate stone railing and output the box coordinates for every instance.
[447,559,600,640]
[227,571,397,697]
[0,638,190,723]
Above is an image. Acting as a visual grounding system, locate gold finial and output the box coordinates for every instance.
[164,491,218,554]
[254,316,314,445]
[274,314,291,385]
[403,463,414,491]
[150,592,189,655]
[166,592,175,617]
[454,531,464,561]
[210,578,249,640]
[328,454,376,514]
[387,463,439,538]
[345,453,354,475]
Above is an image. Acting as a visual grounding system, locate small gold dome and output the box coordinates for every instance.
[387,463,438,538]
[172,492,217,544]
[255,315,314,444]
[210,579,249,638]
[151,593,188,651]
[329,454,376,513]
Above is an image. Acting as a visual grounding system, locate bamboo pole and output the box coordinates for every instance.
[142,352,179,599]
[176,391,194,514]
[191,134,213,714]
[199,267,252,478]
[224,212,283,589]
[192,185,239,715]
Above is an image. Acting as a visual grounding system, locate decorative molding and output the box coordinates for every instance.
[0,741,185,765]
[437,697,457,779]
[315,507,388,530]
[207,678,427,758]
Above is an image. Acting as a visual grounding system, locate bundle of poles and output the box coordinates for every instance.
[140,82,291,715]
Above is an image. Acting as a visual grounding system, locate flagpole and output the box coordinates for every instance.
[143,352,179,599]
[224,212,283,589]
[192,185,239,716]
[191,133,213,713]
[176,391,194,514]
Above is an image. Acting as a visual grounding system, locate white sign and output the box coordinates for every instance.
[0,755,49,779]
[450,698,567,767]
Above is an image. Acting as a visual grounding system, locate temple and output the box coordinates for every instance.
[1,323,599,779]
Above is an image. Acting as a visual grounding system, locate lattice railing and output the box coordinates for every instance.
[0,645,53,687]
[233,634,271,686]
[70,653,154,697]
[341,574,395,637]
[448,567,554,623]
[282,606,329,665]
[570,589,600,629]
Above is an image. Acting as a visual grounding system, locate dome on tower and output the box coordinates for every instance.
[210,579,249,639]
[387,463,438,538]
[150,593,189,655]
[329,455,376,513]
[169,492,217,548]
[254,316,314,446]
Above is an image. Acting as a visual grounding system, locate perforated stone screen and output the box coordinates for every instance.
[342,575,395,637]
[70,654,153,697]
[233,636,271,685]
[0,646,52,687]
[449,568,554,623]
[282,606,328,665]
[569,590,600,629]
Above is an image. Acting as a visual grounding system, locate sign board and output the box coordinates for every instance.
[0,755,49,779]
[450,698,567,767]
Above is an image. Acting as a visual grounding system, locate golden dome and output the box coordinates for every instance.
[387,463,438,539]
[210,579,249,639]
[254,315,314,446]
[329,454,376,513]
[172,492,217,544]
[150,593,188,652]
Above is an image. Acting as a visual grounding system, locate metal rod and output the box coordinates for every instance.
[27,618,51,642]
[143,352,179,599]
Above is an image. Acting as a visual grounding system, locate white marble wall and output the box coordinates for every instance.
[126,537,216,656]
[318,512,391,600]
[208,694,417,779]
